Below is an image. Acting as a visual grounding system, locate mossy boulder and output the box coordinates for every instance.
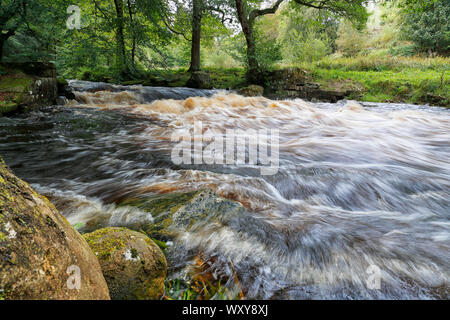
[0,75,33,115]
[83,227,167,300]
[114,191,200,241]
[76,189,254,249]
[0,99,19,115]
[114,189,250,243]
[57,77,75,100]
[0,157,110,300]
[238,85,265,97]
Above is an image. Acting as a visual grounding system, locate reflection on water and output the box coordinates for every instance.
[0,81,449,299]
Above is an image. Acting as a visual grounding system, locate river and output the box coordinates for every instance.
[0,80,448,299]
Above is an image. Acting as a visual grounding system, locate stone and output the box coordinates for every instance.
[238,85,265,97]
[83,227,167,300]
[57,77,75,100]
[0,65,58,114]
[0,157,110,300]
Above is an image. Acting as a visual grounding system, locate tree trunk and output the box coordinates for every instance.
[113,0,129,77]
[234,0,260,83]
[189,0,202,72]
[0,31,15,63]
[127,0,136,69]
[0,36,5,63]
[244,27,259,81]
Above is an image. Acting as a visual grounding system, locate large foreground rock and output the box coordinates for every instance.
[83,227,167,300]
[0,157,110,300]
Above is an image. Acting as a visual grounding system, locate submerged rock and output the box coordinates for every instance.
[83,227,167,300]
[115,189,255,242]
[0,157,110,300]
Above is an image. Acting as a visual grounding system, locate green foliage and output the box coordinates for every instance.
[55,0,176,81]
[278,5,337,64]
[315,55,450,71]
[389,44,417,57]
[254,26,283,70]
[224,17,282,71]
[1,0,70,63]
[312,55,449,106]
[400,0,450,54]
[336,20,367,57]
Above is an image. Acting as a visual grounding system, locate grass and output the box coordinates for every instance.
[312,56,449,106]
[314,55,449,72]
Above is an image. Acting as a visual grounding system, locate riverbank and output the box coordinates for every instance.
[74,55,449,107]
[0,63,59,115]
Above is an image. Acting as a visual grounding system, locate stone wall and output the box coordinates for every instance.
[0,63,58,115]
[264,68,363,102]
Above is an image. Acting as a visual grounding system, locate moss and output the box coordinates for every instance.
[57,77,68,86]
[149,237,168,251]
[83,227,166,300]
[83,227,128,260]
[0,288,8,300]
[0,232,6,241]
[117,191,197,240]
[0,76,33,92]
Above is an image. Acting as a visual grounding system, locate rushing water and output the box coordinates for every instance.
[0,81,449,300]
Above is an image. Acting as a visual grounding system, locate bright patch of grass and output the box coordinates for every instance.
[312,63,449,106]
[315,55,450,72]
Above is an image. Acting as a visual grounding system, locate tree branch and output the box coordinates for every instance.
[249,0,284,25]
[159,11,192,41]
[206,6,234,24]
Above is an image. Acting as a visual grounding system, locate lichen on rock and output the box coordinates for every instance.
[0,156,110,300]
[83,227,167,300]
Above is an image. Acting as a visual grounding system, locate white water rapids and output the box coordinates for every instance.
[0,81,448,299]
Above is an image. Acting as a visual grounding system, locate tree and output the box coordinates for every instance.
[189,0,203,71]
[234,0,284,83]
[0,0,22,62]
[113,0,130,76]
[336,19,367,57]
[278,4,339,63]
[127,0,137,68]
[58,0,174,80]
[233,0,368,83]
[0,0,70,64]
[400,0,449,54]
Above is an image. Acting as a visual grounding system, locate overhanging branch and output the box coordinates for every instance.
[249,0,284,25]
